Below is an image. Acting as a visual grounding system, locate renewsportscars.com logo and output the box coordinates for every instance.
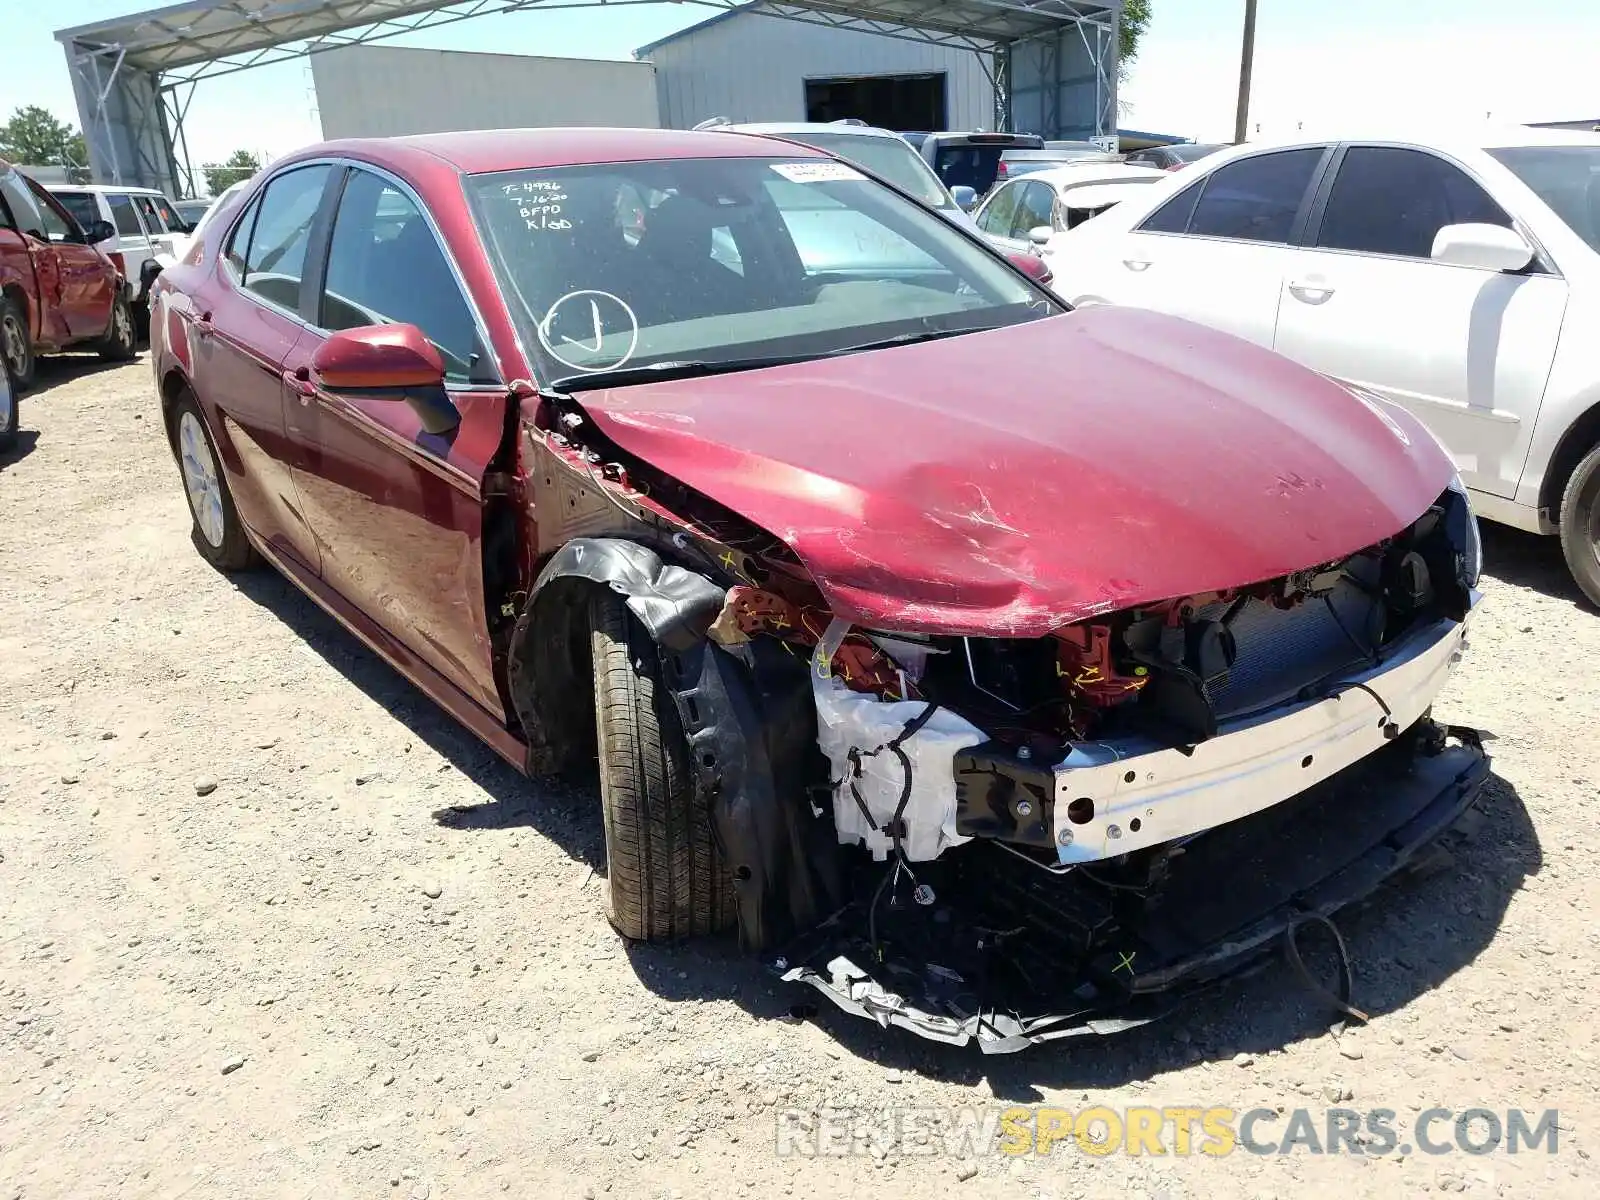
[774,1105,1562,1159]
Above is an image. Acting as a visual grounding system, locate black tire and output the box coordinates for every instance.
[1,294,34,390]
[589,589,735,941]
[97,294,137,362]
[1559,441,1600,609]
[171,393,257,571]
[0,363,17,454]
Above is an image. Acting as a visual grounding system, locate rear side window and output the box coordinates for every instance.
[109,194,144,237]
[226,165,331,310]
[1138,179,1203,234]
[1186,148,1324,243]
[1315,146,1513,260]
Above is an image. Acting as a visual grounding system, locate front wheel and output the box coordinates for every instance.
[589,589,735,942]
[1559,442,1600,609]
[171,394,256,571]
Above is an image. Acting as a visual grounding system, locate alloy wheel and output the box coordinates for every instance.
[178,410,225,549]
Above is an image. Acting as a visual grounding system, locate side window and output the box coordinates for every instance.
[977,182,1021,235]
[109,194,145,237]
[25,181,76,243]
[229,165,330,311]
[1138,178,1204,234]
[321,168,483,383]
[1315,146,1514,260]
[1010,182,1056,239]
[1,168,44,237]
[53,192,101,231]
[133,195,165,234]
[1187,148,1325,243]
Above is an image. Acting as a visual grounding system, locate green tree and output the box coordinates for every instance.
[1120,0,1152,78]
[203,149,261,196]
[0,105,88,169]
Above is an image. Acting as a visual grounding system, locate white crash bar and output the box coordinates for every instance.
[1051,617,1469,865]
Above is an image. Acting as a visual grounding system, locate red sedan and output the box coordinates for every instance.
[150,128,1488,1051]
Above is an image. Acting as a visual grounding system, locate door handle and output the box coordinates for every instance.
[1122,258,1152,271]
[1288,279,1335,303]
[282,367,317,399]
[193,310,215,337]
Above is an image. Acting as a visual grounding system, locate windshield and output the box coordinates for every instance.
[468,156,1051,384]
[1489,145,1600,254]
[52,191,98,229]
[767,131,952,209]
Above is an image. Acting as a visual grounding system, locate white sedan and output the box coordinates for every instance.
[1047,127,1600,604]
[970,161,1168,255]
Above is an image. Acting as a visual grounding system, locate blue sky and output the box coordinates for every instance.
[4,0,1598,180]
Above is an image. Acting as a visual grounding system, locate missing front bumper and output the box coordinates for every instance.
[778,723,1489,1053]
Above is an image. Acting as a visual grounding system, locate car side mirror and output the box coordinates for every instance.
[1027,224,1053,246]
[1006,251,1053,285]
[1431,223,1534,272]
[951,185,977,211]
[310,324,459,435]
[81,219,116,244]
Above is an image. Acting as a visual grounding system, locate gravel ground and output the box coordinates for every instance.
[2,354,1597,1199]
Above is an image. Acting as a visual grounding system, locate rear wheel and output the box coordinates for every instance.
[1,295,34,390]
[172,394,256,571]
[589,589,735,941]
[97,295,137,361]
[1559,442,1600,609]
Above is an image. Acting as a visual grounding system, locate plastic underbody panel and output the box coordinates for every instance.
[778,725,1489,1053]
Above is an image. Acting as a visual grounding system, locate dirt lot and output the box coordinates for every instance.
[3,353,1598,1199]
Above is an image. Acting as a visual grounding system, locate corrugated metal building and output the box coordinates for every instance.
[637,2,1116,140]
[638,5,995,132]
[309,44,660,140]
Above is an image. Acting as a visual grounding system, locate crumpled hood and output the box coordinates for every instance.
[578,306,1454,636]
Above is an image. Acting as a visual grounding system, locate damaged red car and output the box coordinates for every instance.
[148,128,1489,1052]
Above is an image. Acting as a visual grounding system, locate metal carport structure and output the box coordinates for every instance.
[55,0,1120,196]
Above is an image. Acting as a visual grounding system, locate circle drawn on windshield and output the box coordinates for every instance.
[536,290,640,374]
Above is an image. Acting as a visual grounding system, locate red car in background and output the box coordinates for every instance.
[0,158,137,388]
[148,128,1487,1051]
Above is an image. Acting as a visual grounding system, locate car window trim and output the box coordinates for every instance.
[1132,144,1336,247]
[1301,141,1560,277]
[303,157,502,387]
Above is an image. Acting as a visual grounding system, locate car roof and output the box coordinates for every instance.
[720,121,903,140]
[305,127,829,176]
[1020,163,1168,188]
[48,184,165,195]
[1217,126,1600,157]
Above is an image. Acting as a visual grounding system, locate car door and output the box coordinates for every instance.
[22,177,113,339]
[1273,144,1568,499]
[1075,146,1332,347]
[132,194,181,261]
[0,169,64,348]
[282,163,508,719]
[185,163,332,574]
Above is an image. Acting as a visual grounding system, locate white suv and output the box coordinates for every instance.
[1047,127,1600,604]
[47,184,194,319]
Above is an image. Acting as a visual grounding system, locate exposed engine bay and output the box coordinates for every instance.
[512,392,1489,1052]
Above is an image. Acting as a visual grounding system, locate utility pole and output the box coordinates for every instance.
[1234,0,1259,144]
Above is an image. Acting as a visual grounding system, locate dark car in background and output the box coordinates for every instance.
[914,131,1045,198]
[1125,142,1229,171]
